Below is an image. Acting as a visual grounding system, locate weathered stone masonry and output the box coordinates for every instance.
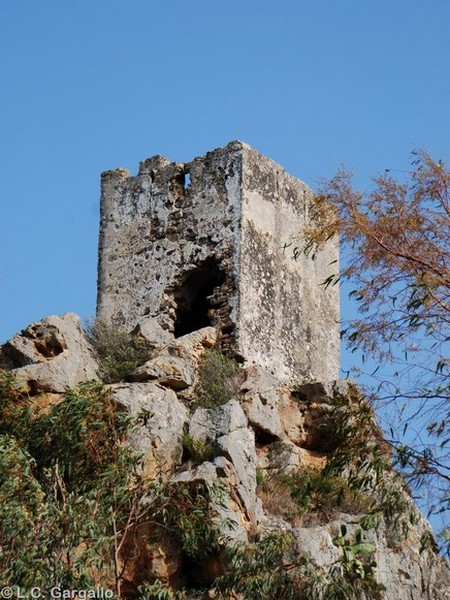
[97,141,339,384]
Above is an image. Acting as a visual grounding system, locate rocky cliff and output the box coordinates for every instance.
[1,313,449,599]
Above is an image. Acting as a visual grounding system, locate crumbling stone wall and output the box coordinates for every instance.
[97,141,339,384]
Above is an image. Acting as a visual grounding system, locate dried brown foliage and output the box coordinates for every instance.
[304,150,450,546]
[306,150,450,358]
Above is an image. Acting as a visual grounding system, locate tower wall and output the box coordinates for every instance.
[238,147,339,382]
[97,143,244,351]
[97,141,339,384]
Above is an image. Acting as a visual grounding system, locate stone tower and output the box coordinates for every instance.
[97,141,339,384]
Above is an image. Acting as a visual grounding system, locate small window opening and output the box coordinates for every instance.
[176,170,191,191]
[174,258,226,337]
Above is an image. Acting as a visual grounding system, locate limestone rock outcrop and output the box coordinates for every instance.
[111,381,188,478]
[189,399,262,529]
[1,318,449,598]
[130,326,217,391]
[131,316,174,349]
[0,313,100,393]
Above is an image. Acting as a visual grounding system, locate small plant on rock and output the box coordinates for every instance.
[258,463,370,526]
[194,349,241,408]
[325,389,414,536]
[287,466,370,518]
[182,430,216,464]
[86,318,155,383]
[329,525,384,599]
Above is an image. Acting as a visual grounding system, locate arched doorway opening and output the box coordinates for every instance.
[173,258,226,338]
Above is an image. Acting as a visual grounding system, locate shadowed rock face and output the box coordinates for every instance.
[97,141,339,386]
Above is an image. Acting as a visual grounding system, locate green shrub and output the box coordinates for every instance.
[0,370,34,442]
[182,430,215,464]
[150,481,220,561]
[287,467,370,516]
[0,372,224,593]
[215,529,384,600]
[329,525,384,599]
[0,435,49,588]
[0,379,147,592]
[28,381,136,492]
[140,529,383,600]
[138,580,176,600]
[325,389,414,536]
[137,580,201,600]
[194,349,241,408]
[258,465,370,525]
[86,318,155,382]
[215,532,323,599]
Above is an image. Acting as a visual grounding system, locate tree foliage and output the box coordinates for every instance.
[0,370,393,597]
[304,150,450,544]
[0,373,223,595]
[0,378,146,593]
[215,530,383,600]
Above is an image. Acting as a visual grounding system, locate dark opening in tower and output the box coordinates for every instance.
[173,258,226,338]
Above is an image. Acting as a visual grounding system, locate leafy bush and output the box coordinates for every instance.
[0,374,146,593]
[215,529,384,600]
[138,580,177,600]
[0,435,48,587]
[287,467,370,517]
[0,370,34,442]
[150,482,220,561]
[137,580,202,600]
[329,525,384,600]
[0,372,224,594]
[28,381,136,492]
[194,349,241,408]
[86,318,155,382]
[324,389,414,535]
[215,532,323,599]
[182,430,215,464]
[141,529,384,600]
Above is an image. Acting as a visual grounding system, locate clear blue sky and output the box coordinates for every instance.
[1,0,448,344]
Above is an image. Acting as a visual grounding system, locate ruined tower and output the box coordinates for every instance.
[97,141,339,384]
